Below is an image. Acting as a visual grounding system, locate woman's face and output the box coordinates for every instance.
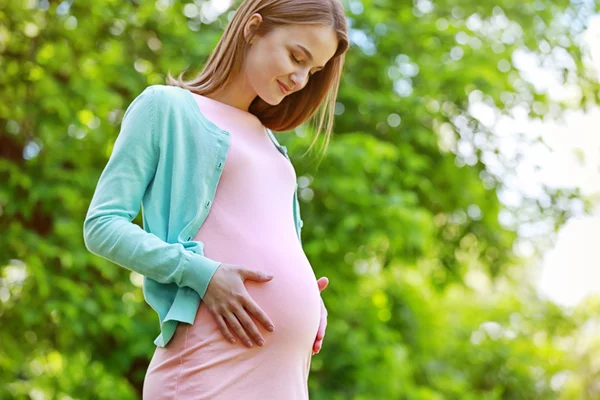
[242,14,339,105]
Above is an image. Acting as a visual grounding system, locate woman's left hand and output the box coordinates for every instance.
[312,276,329,355]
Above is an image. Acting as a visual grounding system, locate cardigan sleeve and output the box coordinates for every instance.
[83,86,222,299]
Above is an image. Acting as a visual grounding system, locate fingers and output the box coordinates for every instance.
[233,303,266,347]
[316,315,326,340]
[223,310,253,347]
[223,309,258,348]
[316,313,327,340]
[316,276,329,292]
[316,329,324,341]
[312,301,328,355]
[313,339,323,354]
[243,269,274,282]
[319,296,327,316]
[215,314,237,344]
[244,296,275,333]
[317,299,327,340]
[205,263,275,349]
[312,339,323,355]
[217,294,274,348]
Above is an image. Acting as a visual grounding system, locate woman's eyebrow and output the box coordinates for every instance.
[296,44,324,69]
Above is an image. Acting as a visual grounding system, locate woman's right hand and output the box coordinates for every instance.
[202,263,275,348]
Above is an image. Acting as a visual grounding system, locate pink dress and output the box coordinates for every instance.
[142,92,322,399]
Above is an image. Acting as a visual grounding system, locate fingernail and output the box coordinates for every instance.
[258,339,264,346]
[268,325,274,332]
[246,341,253,347]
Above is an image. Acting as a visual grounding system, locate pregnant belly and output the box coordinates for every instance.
[143,250,321,400]
[244,253,321,348]
[190,247,322,354]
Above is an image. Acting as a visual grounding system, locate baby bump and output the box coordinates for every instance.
[245,255,321,346]
[192,252,322,352]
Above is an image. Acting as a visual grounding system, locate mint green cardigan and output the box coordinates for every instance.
[83,85,304,347]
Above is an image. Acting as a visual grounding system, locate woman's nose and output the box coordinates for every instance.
[290,72,309,91]
[289,77,301,91]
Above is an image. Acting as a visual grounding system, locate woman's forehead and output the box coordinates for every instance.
[272,25,337,56]
[273,24,334,41]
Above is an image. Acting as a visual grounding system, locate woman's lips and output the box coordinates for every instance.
[278,80,289,95]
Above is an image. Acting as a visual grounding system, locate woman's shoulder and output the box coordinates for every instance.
[143,84,189,109]
[126,84,186,115]
[135,84,199,127]
[138,85,217,145]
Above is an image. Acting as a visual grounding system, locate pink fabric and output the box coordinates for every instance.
[142,93,321,399]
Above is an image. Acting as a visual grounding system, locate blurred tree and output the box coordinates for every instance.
[1,0,598,398]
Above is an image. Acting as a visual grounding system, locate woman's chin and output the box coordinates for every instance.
[256,86,287,106]
[260,96,284,106]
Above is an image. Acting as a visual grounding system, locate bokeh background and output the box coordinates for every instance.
[2,0,600,398]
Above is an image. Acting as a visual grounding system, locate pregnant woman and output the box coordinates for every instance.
[83,0,348,398]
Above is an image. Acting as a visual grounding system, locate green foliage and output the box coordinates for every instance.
[1,0,599,398]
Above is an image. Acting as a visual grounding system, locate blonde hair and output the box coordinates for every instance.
[166,0,349,159]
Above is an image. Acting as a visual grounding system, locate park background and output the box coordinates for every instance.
[1,0,600,398]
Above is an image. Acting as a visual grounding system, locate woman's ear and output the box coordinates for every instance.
[244,13,263,45]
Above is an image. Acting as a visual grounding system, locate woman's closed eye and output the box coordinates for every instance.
[290,53,316,77]
[290,52,303,65]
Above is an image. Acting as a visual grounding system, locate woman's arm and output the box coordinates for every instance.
[83,86,221,299]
